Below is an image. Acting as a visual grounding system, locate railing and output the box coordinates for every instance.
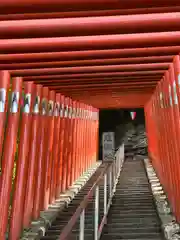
[59,143,125,240]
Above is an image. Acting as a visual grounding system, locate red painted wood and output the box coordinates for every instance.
[9,81,34,240]
[23,84,42,227]
[1,0,179,14]
[1,32,180,54]
[1,13,180,38]
[49,93,61,204]
[1,47,180,64]
[33,87,49,218]
[0,71,10,173]
[1,6,180,20]
[0,77,23,239]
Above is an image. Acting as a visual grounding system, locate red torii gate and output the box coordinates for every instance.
[0,1,180,239]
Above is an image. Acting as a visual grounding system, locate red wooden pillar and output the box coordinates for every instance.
[82,104,86,172]
[0,71,10,172]
[66,98,73,189]
[33,87,49,218]
[144,102,151,160]
[156,83,164,183]
[75,102,81,180]
[146,100,152,159]
[163,77,176,205]
[174,55,180,103]
[23,84,42,227]
[9,81,34,240]
[150,100,155,161]
[55,95,65,198]
[167,69,179,217]
[61,97,70,192]
[91,108,94,164]
[167,73,178,214]
[43,90,55,210]
[91,108,95,164]
[79,104,83,174]
[86,106,91,169]
[78,103,83,177]
[151,99,157,163]
[169,64,180,154]
[148,93,159,168]
[85,106,89,170]
[74,101,79,183]
[94,109,99,162]
[87,106,91,167]
[158,81,168,192]
[50,93,61,204]
[164,71,179,216]
[162,79,173,202]
[81,104,86,174]
[159,81,166,184]
[173,55,180,221]
[0,77,23,239]
[77,104,81,176]
[70,101,77,185]
[160,79,171,191]
[169,64,180,220]
[88,106,92,166]
[151,98,157,163]
[79,103,83,176]
[153,89,159,168]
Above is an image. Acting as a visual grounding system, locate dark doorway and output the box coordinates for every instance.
[98,108,145,160]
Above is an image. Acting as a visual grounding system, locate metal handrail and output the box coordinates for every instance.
[59,144,124,240]
[58,163,111,239]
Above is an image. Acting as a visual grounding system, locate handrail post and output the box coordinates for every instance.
[58,164,115,240]
[109,166,112,199]
[94,185,99,240]
[118,149,121,174]
[114,157,116,179]
[104,173,107,220]
[113,161,116,188]
[118,149,120,176]
[79,209,85,240]
[115,155,118,178]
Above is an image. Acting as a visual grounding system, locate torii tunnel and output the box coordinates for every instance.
[0,0,180,239]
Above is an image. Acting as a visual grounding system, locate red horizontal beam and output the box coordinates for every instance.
[0,0,179,14]
[50,88,155,93]
[58,90,154,95]
[82,103,148,108]
[62,92,151,108]
[1,47,180,63]
[0,56,173,70]
[51,85,155,91]
[44,80,157,86]
[67,94,153,104]
[37,76,160,84]
[11,63,168,76]
[44,83,157,88]
[1,6,180,20]
[58,89,155,94]
[65,87,153,91]
[66,90,153,96]
[62,94,154,103]
[24,70,164,80]
[69,91,151,95]
[59,86,154,91]
[48,82,156,89]
[1,32,180,54]
[40,78,159,86]
[2,12,180,38]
